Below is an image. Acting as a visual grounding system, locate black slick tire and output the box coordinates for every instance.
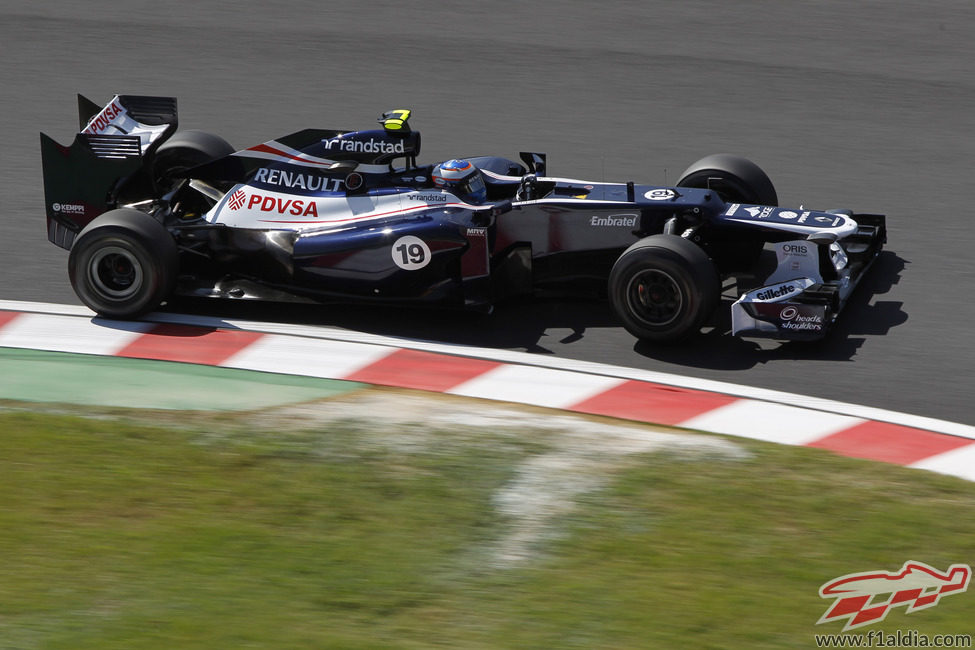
[68,208,178,319]
[609,234,720,343]
[676,153,778,206]
[152,129,235,186]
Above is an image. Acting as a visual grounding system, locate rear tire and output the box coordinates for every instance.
[152,129,235,187]
[609,234,720,343]
[152,130,235,217]
[68,209,178,319]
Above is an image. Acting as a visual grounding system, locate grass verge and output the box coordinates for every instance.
[1,396,973,648]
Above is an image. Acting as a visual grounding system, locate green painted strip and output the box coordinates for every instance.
[0,348,364,411]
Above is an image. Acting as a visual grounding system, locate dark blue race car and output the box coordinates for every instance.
[40,95,886,343]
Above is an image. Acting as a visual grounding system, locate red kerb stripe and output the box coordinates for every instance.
[0,311,21,330]
[344,348,501,392]
[116,324,265,366]
[807,421,973,465]
[570,380,739,426]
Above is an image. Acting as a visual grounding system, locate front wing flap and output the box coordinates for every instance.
[730,213,885,341]
[732,297,832,341]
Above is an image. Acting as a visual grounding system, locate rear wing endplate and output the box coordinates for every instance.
[40,95,178,249]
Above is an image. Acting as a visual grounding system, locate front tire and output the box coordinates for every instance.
[677,154,777,270]
[609,235,720,343]
[676,153,777,206]
[68,209,178,319]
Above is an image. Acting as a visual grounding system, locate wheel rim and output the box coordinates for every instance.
[624,268,683,327]
[88,245,144,300]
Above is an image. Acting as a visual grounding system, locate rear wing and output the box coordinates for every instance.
[40,94,178,249]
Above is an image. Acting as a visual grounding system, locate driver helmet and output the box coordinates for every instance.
[431,159,487,204]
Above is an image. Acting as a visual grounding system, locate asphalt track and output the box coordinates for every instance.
[3,2,974,425]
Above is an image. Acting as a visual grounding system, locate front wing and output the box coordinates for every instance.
[730,213,886,340]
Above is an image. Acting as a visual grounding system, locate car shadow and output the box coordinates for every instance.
[633,250,908,369]
[166,293,617,353]
[163,251,907,368]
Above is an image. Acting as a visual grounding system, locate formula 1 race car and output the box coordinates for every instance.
[40,94,886,343]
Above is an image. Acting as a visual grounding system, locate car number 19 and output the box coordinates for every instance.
[392,235,431,270]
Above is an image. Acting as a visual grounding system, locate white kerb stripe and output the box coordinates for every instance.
[909,443,975,482]
[0,314,152,355]
[447,365,626,409]
[220,334,395,379]
[679,400,865,446]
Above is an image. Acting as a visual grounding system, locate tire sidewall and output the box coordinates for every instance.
[675,153,778,206]
[152,130,235,187]
[609,237,719,342]
[68,210,178,318]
